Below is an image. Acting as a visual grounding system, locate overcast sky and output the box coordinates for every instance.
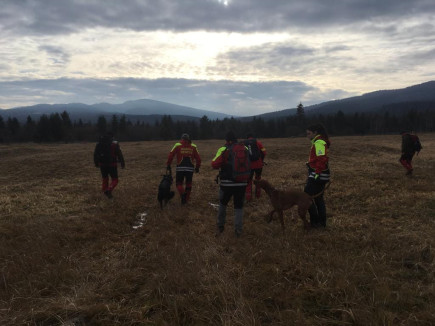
[1,0,434,116]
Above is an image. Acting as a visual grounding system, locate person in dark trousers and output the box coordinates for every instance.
[212,131,249,238]
[166,133,201,204]
[244,133,266,201]
[94,132,125,199]
[304,124,331,228]
[399,131,421,176]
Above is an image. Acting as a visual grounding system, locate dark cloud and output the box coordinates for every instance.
[38,45,70,65]
[212,42,355,80]
[323,45,351,53]
[0,77,350,115]
[398,47,435,66]
[1,0,434,36]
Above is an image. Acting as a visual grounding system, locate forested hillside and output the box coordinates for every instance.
[0,107,433,143]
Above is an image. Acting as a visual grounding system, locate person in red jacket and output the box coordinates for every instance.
[243,133,266,201]
[166,133,201,204]
[94,132,125,199]
[304,124,331,228]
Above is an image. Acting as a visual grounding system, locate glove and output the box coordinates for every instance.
[195,167,200,173]
[166,165,172,173]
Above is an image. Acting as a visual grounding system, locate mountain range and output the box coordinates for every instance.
[1,80,434,123]
[0,99,232,123]
[255,80,435,119]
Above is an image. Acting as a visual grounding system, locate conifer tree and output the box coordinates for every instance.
[97,115,107,135]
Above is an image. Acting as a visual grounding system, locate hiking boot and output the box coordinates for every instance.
[311,222,325,229]
[181,193,187,205]
[406,169,413,176]
[235,230,242,238]
[104,190,113,199]
[215,226,224,237]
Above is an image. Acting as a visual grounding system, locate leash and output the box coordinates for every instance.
[311,181,332,199]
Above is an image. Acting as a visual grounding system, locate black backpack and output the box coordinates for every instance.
[96,137,113,165]
[243,138,261,161]
[411,134,422,152]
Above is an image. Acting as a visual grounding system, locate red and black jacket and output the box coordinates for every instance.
[307,135,330,181]
[94,138,125,168]
[166,139,201,173]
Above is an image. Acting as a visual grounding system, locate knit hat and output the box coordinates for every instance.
[181,133,190,141]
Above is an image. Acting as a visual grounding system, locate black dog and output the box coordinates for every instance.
[157,173,175,209]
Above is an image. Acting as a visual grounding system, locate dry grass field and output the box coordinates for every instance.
[1,134,434,325]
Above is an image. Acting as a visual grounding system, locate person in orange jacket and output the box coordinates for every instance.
[243,133,266,201]
[166,133,201,204]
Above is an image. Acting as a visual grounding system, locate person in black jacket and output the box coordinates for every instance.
[94,132,125,198]
[399,131,421,176]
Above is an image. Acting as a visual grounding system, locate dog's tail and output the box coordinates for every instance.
[310,181,332,199]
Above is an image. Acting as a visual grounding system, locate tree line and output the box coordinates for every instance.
[0,105,434,143]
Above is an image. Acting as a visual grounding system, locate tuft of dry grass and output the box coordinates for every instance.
[1,135,434,325]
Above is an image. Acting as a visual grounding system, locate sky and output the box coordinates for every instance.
[0,0,434,116]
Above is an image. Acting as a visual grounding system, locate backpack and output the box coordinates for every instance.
[244,138,261,161]
[410,134,422,152]
[96,137,113,165]
[226,142,251,182]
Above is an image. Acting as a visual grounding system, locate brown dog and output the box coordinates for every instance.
[254,179,324,230]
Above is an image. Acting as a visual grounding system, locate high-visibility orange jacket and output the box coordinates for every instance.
[166,139,201,173]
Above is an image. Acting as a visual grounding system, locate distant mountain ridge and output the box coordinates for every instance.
[255,80,435,120]
[306,80,435,115]
[1,80,434,122]
[0,98,233,122]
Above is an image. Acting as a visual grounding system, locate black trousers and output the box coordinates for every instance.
[219,186,246,209]
[304,178,327,227]
[175,171,193,186]
[100,166,118,179]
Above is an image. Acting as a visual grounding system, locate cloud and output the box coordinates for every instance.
[0,1,433,114]
[2,0,434,36]
[38,45,71,66]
